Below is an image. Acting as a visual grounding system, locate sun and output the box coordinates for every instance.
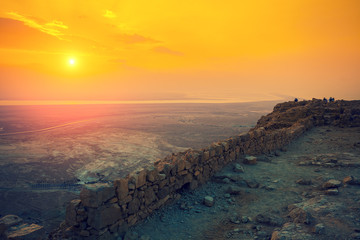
[68,58,76,66]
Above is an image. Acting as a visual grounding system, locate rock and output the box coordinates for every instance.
[224,193,231,198]
[243,156,257,165]
[0,215,23,228]
[241,216,249,223]
[128,198,141,215]
[262,185,276,191]
[296,178,312,185]
[80,230,90,237]
[343,176,355,185]
[222,178,231,184]
[87,204,122,230]
[115,178,129,203]
[233,163,244,173]
[245,180,259,188]
[65,199,81,226]
[255,213,284,227]
[144,187,156,205]
[325,188,339,195]
[80,183,115,208]
[271,223,313,240]
[204,196,214,207]
[322,179,342,189]
[229,215,241,224]
[226,185,242,195]
[6,223,45,240]
[288,206,312,224]
[313,223,325,234]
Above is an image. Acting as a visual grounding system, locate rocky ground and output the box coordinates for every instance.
[121,125,360,240]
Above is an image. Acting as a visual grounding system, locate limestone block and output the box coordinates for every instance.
[144,187,156,205]
[128,198,141,215]
[80,183,115,208]
[183,173,193,184]
[157,187,169,199]
[65,199,81,226]
[87,204,122,230]
[146,166,158,182]
[114,178,129,203]
[222,141,229,151]
[203,151,210,161]
[177,159,186,172]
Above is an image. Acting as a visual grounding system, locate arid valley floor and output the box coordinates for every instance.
[0,102,276,233]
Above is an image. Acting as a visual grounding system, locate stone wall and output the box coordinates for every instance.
[56,99,360,240]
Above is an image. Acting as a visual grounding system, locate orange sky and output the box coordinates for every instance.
[0,0,359,103]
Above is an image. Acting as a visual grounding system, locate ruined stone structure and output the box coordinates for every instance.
[52,99,360,240]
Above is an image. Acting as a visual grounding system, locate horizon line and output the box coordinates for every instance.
[0,98,286,106]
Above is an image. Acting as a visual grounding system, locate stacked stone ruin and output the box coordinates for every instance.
[54,99,360,239]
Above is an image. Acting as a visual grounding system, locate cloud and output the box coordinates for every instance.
[103,10,116,19]
[116,33,159,44]
[153,46,183,56]
[6,12,68,39]
[45,20,68,29]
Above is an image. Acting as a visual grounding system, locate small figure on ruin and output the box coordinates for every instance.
[294,98,298,102]
[323,97,328,103]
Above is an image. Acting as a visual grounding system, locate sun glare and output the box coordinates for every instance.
[68,58,75,66]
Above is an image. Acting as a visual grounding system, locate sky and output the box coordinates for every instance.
[0,0,360,103]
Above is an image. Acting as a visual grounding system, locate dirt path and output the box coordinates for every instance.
[127,126,360,240]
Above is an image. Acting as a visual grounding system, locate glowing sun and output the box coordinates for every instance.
[68,58,76,66]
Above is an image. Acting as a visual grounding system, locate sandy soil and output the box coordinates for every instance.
[128,126,360,240]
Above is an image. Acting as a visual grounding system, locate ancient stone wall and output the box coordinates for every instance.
[57,99,360,240]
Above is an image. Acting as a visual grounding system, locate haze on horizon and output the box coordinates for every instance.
[0,0,359,103]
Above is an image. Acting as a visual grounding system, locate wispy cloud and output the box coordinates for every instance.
[116,33,159,44]
[103,10,117,19]
[45,20,68,29]
[7,12,68,39]
[153,46,183,56]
